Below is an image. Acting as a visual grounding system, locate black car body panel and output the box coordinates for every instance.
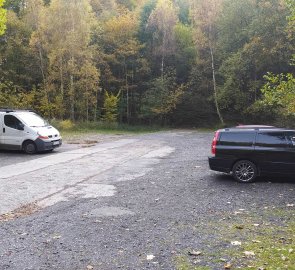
[209,127,295,179]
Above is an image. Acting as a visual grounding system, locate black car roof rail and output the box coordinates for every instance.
[224,127,291,132]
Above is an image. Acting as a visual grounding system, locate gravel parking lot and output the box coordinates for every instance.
[0,131,294,269]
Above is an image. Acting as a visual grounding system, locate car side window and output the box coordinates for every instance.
[4,115,22,130]
[256,132,287,147]
[219,132,255,146]
[285,132,295,146]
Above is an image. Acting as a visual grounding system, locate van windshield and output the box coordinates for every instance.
[17,113,49,127]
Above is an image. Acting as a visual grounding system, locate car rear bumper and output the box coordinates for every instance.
[208,157,231,173]
[35,138,62,152]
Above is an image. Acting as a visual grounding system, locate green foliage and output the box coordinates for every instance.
[0,0,294,126]
[174,23,197,82]
[58,120,75,130]
[0,0,6,35]
[217,0,293,122]
[102,90,120,122]
[141,72,185,123]
[260,73,295,115]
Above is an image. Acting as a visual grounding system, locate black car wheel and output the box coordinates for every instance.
[232,160,257,183]
[23,141,37,154]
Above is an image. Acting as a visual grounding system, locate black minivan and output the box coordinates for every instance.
[208,126,295,183]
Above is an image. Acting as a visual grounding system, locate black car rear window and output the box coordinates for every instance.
[256,132,287,147]
[219,132,255,146]
[285,132,295,145]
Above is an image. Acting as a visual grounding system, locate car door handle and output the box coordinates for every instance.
[3,128,5,133]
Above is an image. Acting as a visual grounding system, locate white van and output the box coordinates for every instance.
[0,109,62,154]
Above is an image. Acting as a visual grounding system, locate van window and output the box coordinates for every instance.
[256,132,287,147]
[4,115,22,130]
[219,132,255,146]
[17,112,48,127]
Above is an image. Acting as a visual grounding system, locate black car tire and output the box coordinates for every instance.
[23,141,37,154]
[232,160,257,183]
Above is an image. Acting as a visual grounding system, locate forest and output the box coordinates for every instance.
[0,0,294,127]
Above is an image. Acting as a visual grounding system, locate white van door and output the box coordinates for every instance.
[3,115,24,149]
[0,114,4,147]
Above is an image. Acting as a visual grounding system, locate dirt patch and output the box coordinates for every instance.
[0,203,40,222]
[64,134,131,146]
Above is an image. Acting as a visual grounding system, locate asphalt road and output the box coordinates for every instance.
[0,131,294,270]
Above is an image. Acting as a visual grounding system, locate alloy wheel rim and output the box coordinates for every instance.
[235,162,255,182]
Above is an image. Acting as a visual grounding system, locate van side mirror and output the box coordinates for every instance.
[17,123,24,131]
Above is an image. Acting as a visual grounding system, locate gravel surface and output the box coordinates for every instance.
[0,131,295,270]
[0,134,127,168]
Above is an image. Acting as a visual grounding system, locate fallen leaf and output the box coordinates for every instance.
[281,255,288,261]
[235,225,244,230]
[244,251,255,257]
[252,240,261,243]
[224,263,232,269]
[188,250,202,256]
[146,255,155,261]
[231,241,242,246]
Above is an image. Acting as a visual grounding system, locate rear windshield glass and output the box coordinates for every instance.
[16,112,49,127]
[219,132,255,146]
[256,132,287,147]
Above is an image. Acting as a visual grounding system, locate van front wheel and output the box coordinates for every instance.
[232,160,257,183]
[23,141,37,154]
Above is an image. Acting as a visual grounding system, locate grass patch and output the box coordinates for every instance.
[175,255,211,270]
[175,208,295,269]
[50,120,167,138]
[233,221,295,269]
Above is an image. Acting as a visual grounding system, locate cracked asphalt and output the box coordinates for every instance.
[0,131,294,270]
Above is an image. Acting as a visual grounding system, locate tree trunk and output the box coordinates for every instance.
[125,59,129,124]
[70,74,75,121]
[60,57,64,100]
[161,53,164,81]
[209,43,224,125]
[86,95,89,122]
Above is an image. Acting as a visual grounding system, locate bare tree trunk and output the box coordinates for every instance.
[94,89,98,121]
[125,59,129,124]
[70,74,75,121]
[60,57,64,100]
[37,44,51,117]
[209,43,224,125]
[161,54,164,81]
[86,96,89,122]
